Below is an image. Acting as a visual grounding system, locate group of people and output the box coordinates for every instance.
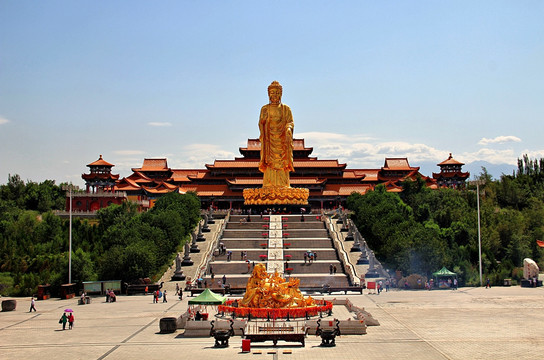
[329,264,337,275]
[59,312,75,330]
[105,289,116,303]
[152,289,167,303]
[303,251,317,264]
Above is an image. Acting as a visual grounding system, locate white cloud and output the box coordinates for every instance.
[478,136,521,146]
[147,122,172,127]
[108,132,534,178]
[461,148,517,165]
[114,150,146,156]
[519,149,544,160]
[0,116,10,125]
[176,144,236,168]
[298,131,451,168]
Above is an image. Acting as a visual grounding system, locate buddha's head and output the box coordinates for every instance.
[268,81,282,105]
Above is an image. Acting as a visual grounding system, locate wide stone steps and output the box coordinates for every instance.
[202,214,350,289]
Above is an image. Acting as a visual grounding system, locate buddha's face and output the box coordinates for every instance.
[268,88,282,105]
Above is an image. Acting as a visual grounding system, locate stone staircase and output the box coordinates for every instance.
[200,214,351,290]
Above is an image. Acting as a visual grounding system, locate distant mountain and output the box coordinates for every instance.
[417,161,516,181]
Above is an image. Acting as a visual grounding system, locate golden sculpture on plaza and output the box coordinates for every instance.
[243,81,309,205]
[239,263,316,308]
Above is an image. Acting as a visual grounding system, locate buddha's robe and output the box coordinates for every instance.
[258,103,294,188]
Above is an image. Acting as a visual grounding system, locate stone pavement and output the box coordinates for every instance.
[2,285,544,360]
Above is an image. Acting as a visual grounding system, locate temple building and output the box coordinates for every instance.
[432,153,470,188]
[112,138,437,210]
[81,155,119,192]
[66,155,127,212]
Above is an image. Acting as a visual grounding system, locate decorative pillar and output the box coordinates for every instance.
[196,221,205,241]
[202,214,210,232]
[172,252,186,280]
[181,243,193,266]
[190,231,200,253]
[344,219,354,241]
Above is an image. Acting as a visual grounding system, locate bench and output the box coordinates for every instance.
[320,286,363,295]
[242,322,307,346]
[126,284,161,295]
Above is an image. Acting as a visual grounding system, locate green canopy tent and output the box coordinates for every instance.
[188,289,226,320]
[188,288,226,305]
[432,267,457,289]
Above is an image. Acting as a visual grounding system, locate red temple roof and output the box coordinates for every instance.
[133,158,170,172]
[87,155,114,167]
[170,169,202,182]
[142,181,180,194]
[322,184,372,196]
[82,173,119,181]
[438,153,465,166]
[115,177,141,191]
[226,177,326,186]
[382,158,414,171]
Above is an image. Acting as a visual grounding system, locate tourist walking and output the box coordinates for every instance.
[59,313,68,330]
[175,283,180,296]
[179,287,183,300]
[333,265,337,274]
[329,264,333,275]
[68,313,74,329]
[163,290,167,303]
[29,297,36,312]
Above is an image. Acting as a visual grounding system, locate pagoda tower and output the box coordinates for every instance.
[433,153,470,188]
[82,155,120,193]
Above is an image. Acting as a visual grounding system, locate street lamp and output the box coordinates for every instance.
[469,180,485,287]
[62,184,77,284]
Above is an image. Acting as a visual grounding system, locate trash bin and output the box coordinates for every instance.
[159,317,178,333]
[242,339,251,352]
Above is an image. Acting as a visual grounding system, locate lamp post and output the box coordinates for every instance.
[62,184,75,284]
[469,180,485,287]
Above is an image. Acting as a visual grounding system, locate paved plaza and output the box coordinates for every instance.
[1,286,544,360]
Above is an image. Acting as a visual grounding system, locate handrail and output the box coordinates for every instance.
[195,210,231,281]
[324,213,358,286]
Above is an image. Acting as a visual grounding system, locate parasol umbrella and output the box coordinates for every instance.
[64,309,73,313]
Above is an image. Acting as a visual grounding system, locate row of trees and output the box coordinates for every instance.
[347,156,544,286]
[0,175,201,296]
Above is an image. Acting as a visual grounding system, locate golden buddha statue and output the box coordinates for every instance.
[239,263,315,308]
[259,81,294,188]
[243,81,309,205]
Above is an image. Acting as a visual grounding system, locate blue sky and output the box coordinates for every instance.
[1,1,543,186]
